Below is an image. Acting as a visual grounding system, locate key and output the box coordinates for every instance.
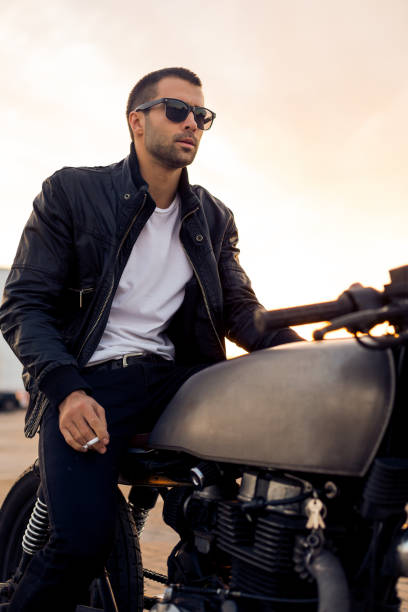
[305,498,326,530]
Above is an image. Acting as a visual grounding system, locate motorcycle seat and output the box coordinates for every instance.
[126,432,152,452]
[128,432,151,447]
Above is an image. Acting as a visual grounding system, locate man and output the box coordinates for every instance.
[0,67,300,610]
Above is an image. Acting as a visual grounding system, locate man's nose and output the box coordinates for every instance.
[183,111,197,130]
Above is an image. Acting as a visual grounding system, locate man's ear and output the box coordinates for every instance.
[128,111,144,139]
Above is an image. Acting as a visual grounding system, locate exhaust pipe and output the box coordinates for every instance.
[306,548,350,612]
[150,603,189,612]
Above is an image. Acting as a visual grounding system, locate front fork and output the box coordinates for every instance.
[0,488,119,612]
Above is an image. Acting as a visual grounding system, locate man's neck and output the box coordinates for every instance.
[138,153,182,209]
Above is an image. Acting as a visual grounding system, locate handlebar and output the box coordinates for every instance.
[255,265,408,341]
[255,294,355,332]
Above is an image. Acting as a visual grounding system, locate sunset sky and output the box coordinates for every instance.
[1,0,407,332]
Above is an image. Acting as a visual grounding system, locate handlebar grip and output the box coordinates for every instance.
[255,294,355,332]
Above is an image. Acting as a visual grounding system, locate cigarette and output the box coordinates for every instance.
[87,436,100,446]
[83,436,100,449]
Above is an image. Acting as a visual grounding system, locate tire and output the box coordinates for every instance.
[105,491,144,612]
[0,464,40,579]
[0,465,144,611]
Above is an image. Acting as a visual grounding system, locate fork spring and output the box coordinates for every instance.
[22,497,49,555]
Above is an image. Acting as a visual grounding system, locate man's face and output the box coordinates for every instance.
[139,77,205,169]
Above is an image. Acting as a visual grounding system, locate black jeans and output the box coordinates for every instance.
[9,359,206,611]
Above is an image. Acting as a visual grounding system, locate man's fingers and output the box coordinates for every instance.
[76,415,108,454]
[73,414,100,443]
[63,424,107,454]
[59,391,109,453]
[85,439,107,454]
[91,403,110,444]
[72,422,96,448]
[86,408,109,445]
[60,427,88,452]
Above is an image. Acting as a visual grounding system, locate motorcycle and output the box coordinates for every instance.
[2,265,408,611]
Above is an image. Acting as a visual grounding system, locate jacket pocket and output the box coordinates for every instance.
[60,286,96,346]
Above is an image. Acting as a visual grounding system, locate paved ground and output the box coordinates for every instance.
[1,408,408,609]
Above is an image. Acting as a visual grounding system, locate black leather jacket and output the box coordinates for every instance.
[0,145,300,437]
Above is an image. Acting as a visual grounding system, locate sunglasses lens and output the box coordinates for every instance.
[193,107,213,130]
[165,99,189,123]
[165,99,214,130]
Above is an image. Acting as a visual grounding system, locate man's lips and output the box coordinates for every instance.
[176,138,196,148]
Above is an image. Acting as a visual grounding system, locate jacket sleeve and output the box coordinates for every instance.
[0,173,91,406]
[218,212,303,351]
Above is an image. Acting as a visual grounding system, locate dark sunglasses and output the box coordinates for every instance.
[135,97,216,131]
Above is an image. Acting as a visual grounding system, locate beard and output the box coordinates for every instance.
[144,120,199,169]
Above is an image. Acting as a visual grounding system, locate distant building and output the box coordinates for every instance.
[0,268,25,394]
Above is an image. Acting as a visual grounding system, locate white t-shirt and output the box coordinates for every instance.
[88,194,193,364]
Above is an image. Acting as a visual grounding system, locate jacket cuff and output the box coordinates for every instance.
[38,365,92,407]
[271,327,304,346]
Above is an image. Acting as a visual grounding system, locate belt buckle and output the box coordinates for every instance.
[122,352,144,368]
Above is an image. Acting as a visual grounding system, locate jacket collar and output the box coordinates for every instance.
[126,142,200,217]
[128,142,148,191]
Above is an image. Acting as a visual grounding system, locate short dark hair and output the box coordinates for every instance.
[126,67,202,139]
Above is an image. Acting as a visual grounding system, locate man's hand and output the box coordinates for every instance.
[59,390,109,454]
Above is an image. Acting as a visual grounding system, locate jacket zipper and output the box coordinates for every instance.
[181,208,226,358]
[68,287,94,308]
[76,193,147,360]
[26,194,148,438]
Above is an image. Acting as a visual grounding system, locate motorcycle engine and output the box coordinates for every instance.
[217,471,317,605]
[159,466,330,611]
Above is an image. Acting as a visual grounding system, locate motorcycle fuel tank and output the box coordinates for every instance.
[149,339,396,476]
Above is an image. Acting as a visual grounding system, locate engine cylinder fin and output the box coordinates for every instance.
[216,501,254,546]
[216,499,318,607]
[230,557,317,605]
